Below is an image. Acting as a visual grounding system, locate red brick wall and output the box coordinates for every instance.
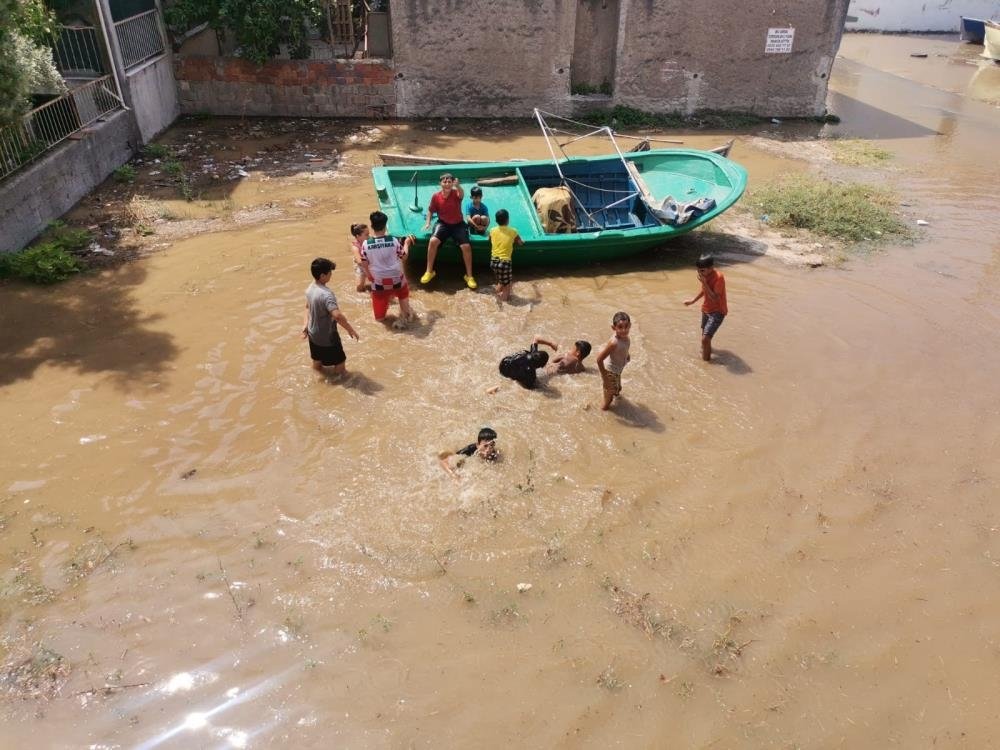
[173,56,396,117]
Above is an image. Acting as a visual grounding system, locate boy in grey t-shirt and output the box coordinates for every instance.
[302,257,359,374]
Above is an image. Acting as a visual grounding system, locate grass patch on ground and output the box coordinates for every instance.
[830,139,893,166]
[747,175,912,243]
[113,164,136,183]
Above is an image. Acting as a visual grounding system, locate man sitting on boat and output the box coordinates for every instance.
[421,173,478,289]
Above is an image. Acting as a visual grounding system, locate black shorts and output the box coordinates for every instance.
[309,335,346,366]
[490,258,513,285]
[701,312,726,338]
[432,221,470,246]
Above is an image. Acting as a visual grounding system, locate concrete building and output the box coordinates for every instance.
[390,0,850,118]
[1,0,178,252]
[176,0,851,120]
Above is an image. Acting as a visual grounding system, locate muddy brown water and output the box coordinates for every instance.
[2,34,1000,748]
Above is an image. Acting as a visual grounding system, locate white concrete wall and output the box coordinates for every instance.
[126,53,180,143]
[847,0,1000,32]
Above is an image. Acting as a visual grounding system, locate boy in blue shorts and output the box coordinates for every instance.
[684,253,728,361]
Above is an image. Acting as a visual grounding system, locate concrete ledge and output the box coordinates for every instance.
[0,110,138,253]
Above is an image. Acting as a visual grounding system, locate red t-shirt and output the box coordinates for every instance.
[701,271,728,314]
[429,190,463,224]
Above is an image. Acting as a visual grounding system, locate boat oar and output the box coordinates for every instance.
[409,171,422,212]
[474,175,519,186]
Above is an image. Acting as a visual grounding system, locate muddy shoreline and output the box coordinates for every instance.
[49,115,870,278]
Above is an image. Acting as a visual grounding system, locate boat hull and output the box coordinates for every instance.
[378,140,733,166]
[984,21,1000,60]
[961,16,986,43]
[371,149,747,268]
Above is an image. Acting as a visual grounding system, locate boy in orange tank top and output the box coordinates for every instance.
[684,254,727,361]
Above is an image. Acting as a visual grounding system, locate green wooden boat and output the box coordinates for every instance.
[370,113,748,267]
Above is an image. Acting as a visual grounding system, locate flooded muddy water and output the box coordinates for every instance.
[2,34,1000,748]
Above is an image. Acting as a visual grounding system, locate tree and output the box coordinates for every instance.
[0,0,66,128]
[164,0,324,65]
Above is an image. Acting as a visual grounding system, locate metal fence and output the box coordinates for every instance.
[0,76,123,181]
[114,9,165,70]
[52,24,106,77]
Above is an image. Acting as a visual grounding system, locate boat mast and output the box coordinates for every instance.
[533,109,607,230]
[534,108,568,182]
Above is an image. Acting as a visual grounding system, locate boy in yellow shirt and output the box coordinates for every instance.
[488,209,524,302]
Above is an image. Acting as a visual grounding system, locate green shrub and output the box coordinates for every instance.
[113,164,136,183]
[45,220,91,252]
[163,159,184,176]
[143,143,170,158]
[748,175,912,243]
[0,242,81,284]
[178,175,195,201]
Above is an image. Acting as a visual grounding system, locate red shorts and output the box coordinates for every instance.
[371,282,409,320]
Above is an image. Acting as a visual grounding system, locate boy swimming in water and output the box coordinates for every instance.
[438,427,499,480]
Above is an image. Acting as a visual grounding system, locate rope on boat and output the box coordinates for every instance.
[563,176,631,195]
[549,126,683,147]
[534,108,676,230]
[534,109,604,229]
[536,110,684,145]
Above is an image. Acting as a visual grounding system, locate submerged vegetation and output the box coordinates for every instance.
[747,175,912,243]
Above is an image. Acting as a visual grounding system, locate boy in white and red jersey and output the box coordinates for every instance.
[360,210,416,324]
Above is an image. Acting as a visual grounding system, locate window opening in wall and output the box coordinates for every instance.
[570,0,618,98]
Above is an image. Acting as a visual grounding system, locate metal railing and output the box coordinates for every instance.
[0,76,123,181]
[114,9,165,70]
[52,24,105,77]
